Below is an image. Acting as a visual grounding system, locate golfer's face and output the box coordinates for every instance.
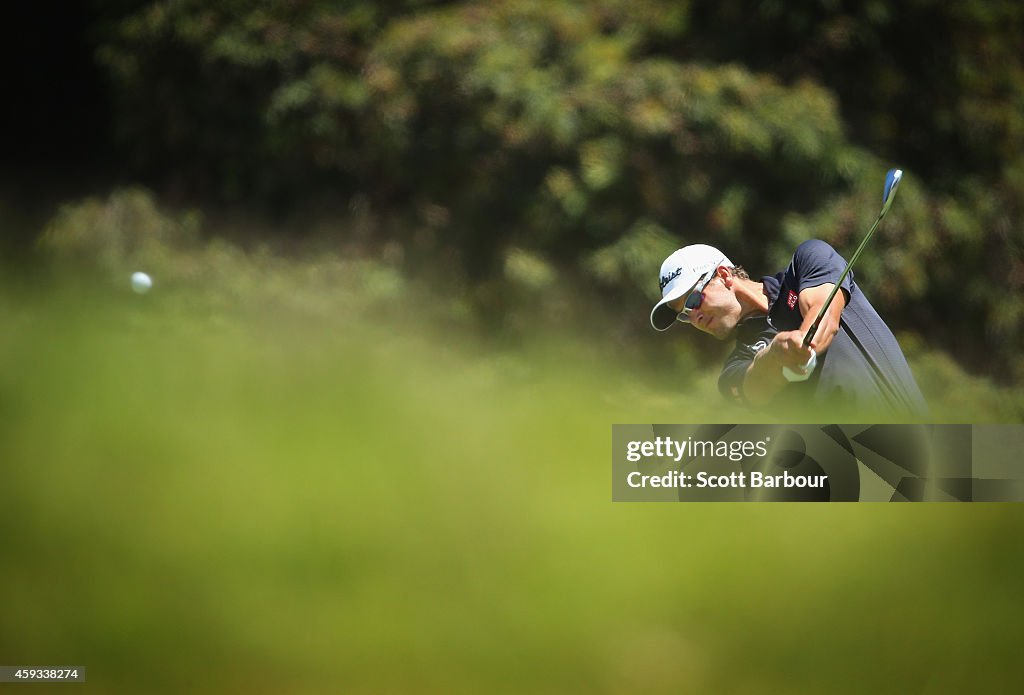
[670,274,740,340]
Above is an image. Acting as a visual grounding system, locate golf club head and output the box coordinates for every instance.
[881,168,903,215]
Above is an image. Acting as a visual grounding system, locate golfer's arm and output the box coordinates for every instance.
[798,283,847,354]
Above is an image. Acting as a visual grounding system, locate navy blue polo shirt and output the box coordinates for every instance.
[718,240,928,418]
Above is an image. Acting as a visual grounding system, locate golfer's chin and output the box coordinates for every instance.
[704,318,737,341]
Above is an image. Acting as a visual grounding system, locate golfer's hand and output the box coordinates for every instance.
[769,331,815,370]
[745,331,816,403]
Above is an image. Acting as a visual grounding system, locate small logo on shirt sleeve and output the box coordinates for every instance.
[787,290,799,309]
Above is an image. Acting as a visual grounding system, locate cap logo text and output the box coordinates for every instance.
[659,268,682,291]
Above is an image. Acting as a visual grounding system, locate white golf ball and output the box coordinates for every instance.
[131,271,153,294]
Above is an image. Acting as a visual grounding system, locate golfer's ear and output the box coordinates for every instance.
[718,266,732,286]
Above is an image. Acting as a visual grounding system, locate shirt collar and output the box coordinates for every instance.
[761,273,783,305]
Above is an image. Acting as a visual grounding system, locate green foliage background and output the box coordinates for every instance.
[89,0,1024,381]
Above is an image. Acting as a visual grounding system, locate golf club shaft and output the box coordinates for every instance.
[801,191,898,350]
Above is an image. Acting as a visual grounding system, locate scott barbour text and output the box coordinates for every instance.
[627,470,828,489]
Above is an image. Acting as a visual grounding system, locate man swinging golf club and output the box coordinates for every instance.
[650,169,927,418]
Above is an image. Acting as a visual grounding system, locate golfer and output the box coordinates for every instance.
[650,240,927,418]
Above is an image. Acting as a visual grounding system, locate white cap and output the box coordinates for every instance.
[650,244,732,331]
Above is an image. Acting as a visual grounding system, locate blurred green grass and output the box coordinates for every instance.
[1,279,1023,694]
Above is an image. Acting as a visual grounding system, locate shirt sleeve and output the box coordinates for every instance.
[718,323,778,406]
[791,239,854,295]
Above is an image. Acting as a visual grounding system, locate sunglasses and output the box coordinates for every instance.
[675,269,719,324]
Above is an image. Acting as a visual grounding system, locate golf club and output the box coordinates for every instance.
[783,168,903,381]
